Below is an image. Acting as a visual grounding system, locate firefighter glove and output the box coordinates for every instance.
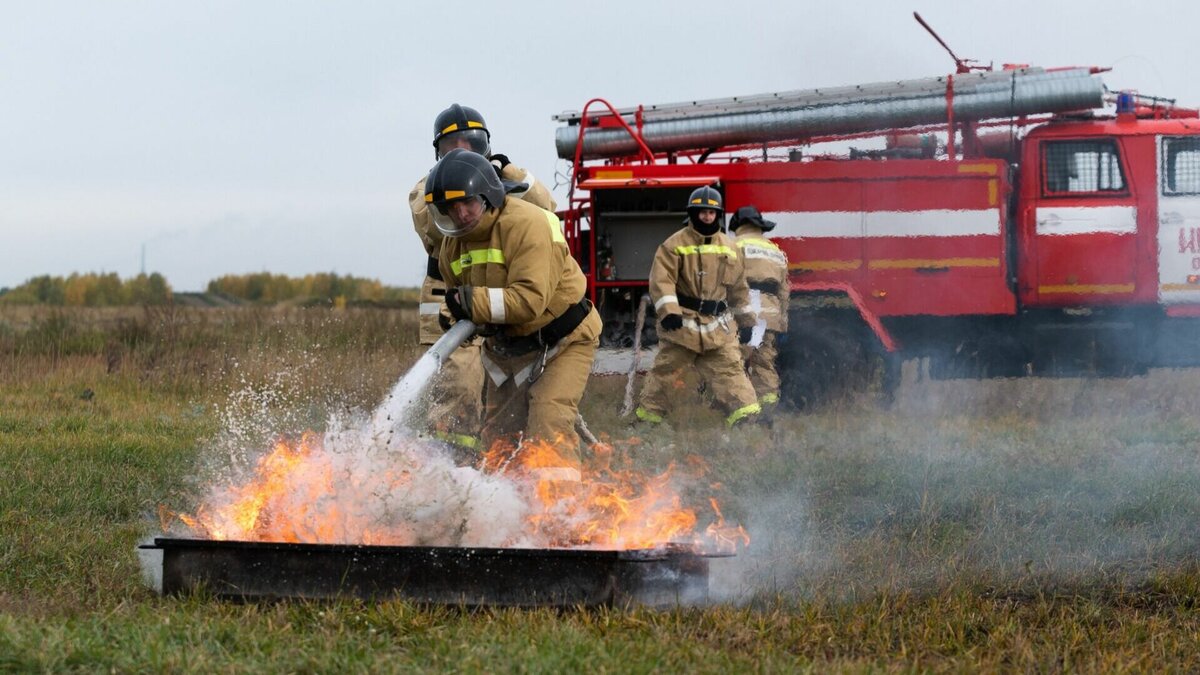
[738,326,754,344]
[438,311,453,332]
[660,314,683,332]
[445,286,472,322]
[490,153,511,174]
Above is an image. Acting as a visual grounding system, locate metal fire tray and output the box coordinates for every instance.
[144,538,722,607]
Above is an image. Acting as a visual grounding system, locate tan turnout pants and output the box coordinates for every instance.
[480,310,601,470]
[639,339,760,426]
[741,330,781,405]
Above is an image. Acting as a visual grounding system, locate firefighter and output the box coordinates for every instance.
[635,186,761,428]
[426,148,600,481]
[730,205,790,409]
[407,104,557,455]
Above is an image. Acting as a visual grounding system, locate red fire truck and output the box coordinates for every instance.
[553,59,1200,404]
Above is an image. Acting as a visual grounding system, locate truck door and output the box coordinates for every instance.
[1157,136,1200,306]
[1028,138,1139,306]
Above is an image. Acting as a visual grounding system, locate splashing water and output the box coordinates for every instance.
[160,327,744,553]
[368,350,441,451]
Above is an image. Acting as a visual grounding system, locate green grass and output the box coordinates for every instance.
[4,307,1200,671]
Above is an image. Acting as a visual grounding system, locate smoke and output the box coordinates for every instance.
[708,369,1200,604]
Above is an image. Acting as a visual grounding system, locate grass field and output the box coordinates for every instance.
[4,306,1200,671]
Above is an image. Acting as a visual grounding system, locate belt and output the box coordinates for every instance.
[426,256,443,282]
[748,279,781,295]
[490,299,592,358]
[677,293,728,316]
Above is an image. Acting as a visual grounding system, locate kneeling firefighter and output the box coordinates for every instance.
[730,205,790,409]
[635,186,761,427]
[426,148,600,482]
[407,104,557,454]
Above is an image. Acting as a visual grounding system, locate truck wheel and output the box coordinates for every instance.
[778,315,877,409]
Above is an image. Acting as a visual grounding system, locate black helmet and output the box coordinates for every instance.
[730,205,776,233]
[424,149,506,237]
[432,104,491,159]
[685,185,724,235]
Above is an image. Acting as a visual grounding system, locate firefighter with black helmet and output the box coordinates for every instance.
[427,148,600,483]
[407,104,557,456]
[635,186,761,428]
[730,205,790,410]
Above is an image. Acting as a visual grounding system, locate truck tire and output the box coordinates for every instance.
[777,313,879,409]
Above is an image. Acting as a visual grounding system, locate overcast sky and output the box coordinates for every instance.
[2,0,1196,291]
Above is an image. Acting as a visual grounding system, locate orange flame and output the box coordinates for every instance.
[481,436,747,553]
[171,431,748,553]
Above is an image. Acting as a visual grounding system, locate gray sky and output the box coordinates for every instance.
[2,0,1196,291]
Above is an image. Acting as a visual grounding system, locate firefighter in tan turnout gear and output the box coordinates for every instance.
[408,104,557,454]
[427,148,600,480]
[635,186,762,428]
[730,205,790,409]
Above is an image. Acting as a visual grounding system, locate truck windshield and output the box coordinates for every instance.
[1162,137,1200,196]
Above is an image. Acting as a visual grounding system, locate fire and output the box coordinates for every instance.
[171,431,336,542]
[481,436,749,552]
[168,430,748,553]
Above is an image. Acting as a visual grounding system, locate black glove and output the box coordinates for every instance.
[438,312,453,332]
[445,286,472,322]
[490,153,511,175]
[659,314,683,332]
[738,327,754,344]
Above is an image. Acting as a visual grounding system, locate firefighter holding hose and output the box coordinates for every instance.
[730,205,790,412]
[635,186,762,428]
[426,148,600,482]
[408,104,556,455]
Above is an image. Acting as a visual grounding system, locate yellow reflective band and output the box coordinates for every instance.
[1038,284,1135,295]
[444,190,466,200]
[691,198,703,204]
[635,407,664,424]
[737,238,779,250]
[707,199,719,206]
[433,430,479,450]
[466,121,485,129]
[726,402,762,427]
[424,193,433,203]
[958,163,999,175]
[790,259,862,271]
[440,123,460,134]
[544,210,566,244]
[868,257,999,269]
[761,393,779,405]
[674,244,737,258]
[595,170,633,179]
[450,248,506,275]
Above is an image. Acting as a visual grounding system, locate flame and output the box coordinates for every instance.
[174,432,337,542]
[170,430,748,553]
[481,436,747,553]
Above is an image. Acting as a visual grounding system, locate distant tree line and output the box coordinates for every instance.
[205,272,415,306]
[0,273,172,306]
[0,272,418,307]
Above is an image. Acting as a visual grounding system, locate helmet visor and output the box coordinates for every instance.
[430,195,487,238]
[436,128,490,159]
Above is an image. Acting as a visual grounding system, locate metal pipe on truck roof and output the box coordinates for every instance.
[555,68,1104,160]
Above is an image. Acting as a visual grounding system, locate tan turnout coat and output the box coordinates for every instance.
[649,226,755,353]
[735,225,790,333]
